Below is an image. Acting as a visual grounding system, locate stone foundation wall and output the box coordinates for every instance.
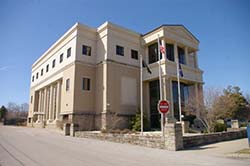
[183,129,247,148]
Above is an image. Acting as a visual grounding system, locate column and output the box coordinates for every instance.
[174,42,178,62]
[37,90,42,122]
[194,83,200,117]
[43,88,47,121]
[53,85,57,120]
[55,81,61,120]
[169,79,176,122]
[194,51,198,68]
[184,47,188,66]
[49,85,53,121]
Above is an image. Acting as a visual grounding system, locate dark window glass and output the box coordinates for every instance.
[66,79,70,91]
[149,79,160,129]
[30,96,33,103]
[46,64,49,72]
[67,47,71,58]
[41,69,43,76]
[36,72,39,79]
[52,59,56,68]
[116,45,124,56]
[60,54,63,63]
[82,78,90,91]
[178,47,185,64]
[148,43,161,64]
[82,45,91,56]
[131,49,138,60]
[32,76,34,82]
[166,44,174,62]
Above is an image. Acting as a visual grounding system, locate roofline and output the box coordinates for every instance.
[143,24,199,42]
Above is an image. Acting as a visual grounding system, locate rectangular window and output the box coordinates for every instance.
[131,49,138,60]
[52,59,56,68]
[116,45,124,56]
[41,69,43,76]
[60,53,63,63]
[178,47,185,64]
[82,78,90,91]
[66,79,70,91]
[148,43,159,64]
[46,64,49,72]
[36,72,39,79]
[67,47,71,58]
[32,76,34,82]
[82,45,91,56]
[166,44,174,62]
[30,96,33,103]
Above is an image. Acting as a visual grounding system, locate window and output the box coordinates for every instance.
[82,45,91,56]
[46,64,49,72]
[66,79,70,91]
[116,45,124,56]
[178,47,185,64]
[30,96,33,103]
[36,72,39,79]
[131,49,138,60]
[52,59,56,68]
[60,54,63,63]
[82,78,90,91]
[166,44,174,62]
[67,47,71,58]
[148,43,159,64]
[41,69,43,76]
[32,76,34,82]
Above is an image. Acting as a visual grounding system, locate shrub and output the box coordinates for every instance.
[213,122,227,132]
[129,109,149,131]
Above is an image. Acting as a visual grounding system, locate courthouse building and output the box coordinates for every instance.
[27,21,203,130]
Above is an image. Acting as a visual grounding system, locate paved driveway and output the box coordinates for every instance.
[0,126,249,166]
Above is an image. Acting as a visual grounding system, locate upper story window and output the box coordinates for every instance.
[32,76,34,82]
[66,78,70,91]
[52,59,56,68]
[131,49,138,60]
[46,64,49,72]
[41,69,43,76]
[60,54,63,63]
[178,47,185,64]
[166,44,174,62]
[116,45,124,56]
[67,47,71,58]
[82,77,90,91]
[36,72,39,79]
[82,45,91,56]
[148,43,160,64]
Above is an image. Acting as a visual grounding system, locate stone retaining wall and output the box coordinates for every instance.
[183,129,247,148]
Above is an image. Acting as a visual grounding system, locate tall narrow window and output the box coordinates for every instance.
[32,76,34,82]
[82,78,90,91]
[82,45,91,56]
[67,47,71,58]
[131,49,138,60]
[36,72,39,79]
[66,79,70,91]
[41,69,43,76]
[52,59,56,68]
[178,47,185,64]
[166,44,174,62]
[116,45,124,56]
[148,43,159,64]
[46,64,49,72]
[60,53,63,63]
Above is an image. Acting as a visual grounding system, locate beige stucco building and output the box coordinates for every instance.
[27,21,203,130]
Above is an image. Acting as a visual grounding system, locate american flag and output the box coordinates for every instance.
[159,41,165,54]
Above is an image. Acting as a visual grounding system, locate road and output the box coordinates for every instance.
[0,126,249,166]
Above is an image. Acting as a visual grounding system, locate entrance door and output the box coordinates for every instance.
[149,80,160,129]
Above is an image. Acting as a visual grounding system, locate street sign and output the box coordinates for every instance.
[158,100,170,114]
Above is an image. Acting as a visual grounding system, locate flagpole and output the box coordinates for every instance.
[177,59,182,123]
[157,35,163,137]
[140,54,143,135]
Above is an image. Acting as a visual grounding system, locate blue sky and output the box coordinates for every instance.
[0,0,249,106]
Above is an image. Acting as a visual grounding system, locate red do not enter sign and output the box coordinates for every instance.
[158,100,170,114]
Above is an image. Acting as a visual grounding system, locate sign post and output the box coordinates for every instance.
[158,100,170,141]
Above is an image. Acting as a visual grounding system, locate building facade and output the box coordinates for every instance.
[27,21,203,130]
